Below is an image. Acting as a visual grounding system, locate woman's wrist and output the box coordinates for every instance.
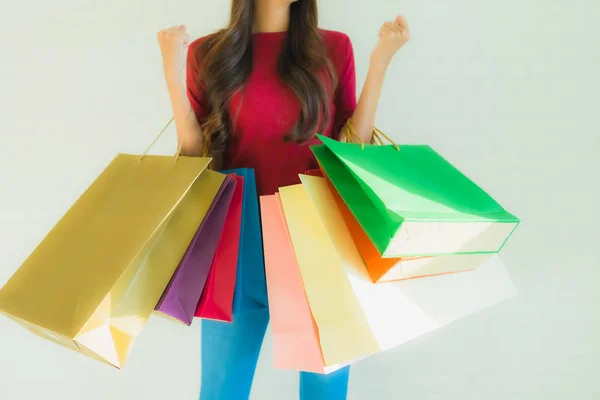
[368,56,390,76]
[165,74,187,99]
[164,63,186,88]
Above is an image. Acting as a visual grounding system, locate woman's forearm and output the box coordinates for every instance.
[166,79,204,157]
[349,14,410,143]
[349,63,388,143]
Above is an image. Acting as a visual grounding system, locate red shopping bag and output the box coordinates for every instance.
[195,175,244,322]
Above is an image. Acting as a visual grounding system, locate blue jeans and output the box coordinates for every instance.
[200,309,350,400]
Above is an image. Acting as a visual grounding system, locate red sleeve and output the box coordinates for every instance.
[332,34,357,140]
[186,38,210,123]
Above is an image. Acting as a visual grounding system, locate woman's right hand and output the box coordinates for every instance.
[157,25,191,86]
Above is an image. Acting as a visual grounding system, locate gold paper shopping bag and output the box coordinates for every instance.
[278,184,381,366]
[0,124,224,368]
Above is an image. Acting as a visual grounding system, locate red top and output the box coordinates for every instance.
[186,30,356,196]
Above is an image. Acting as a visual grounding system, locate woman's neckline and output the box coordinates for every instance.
[252,31,288,37]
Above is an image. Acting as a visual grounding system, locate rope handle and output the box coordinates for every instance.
[140,116,397,164]
[341,120,399,151]
[139,116,184,163]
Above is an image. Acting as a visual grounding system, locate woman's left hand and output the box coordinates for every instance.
[370,15,410,70]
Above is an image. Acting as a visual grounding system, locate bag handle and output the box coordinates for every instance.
[341,120,400,151]
[139,116,185,162]
[141,117,398,163]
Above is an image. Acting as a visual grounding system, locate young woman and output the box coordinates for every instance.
[158,0,409,398]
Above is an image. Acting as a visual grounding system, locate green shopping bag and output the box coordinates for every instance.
[312,133,519,258]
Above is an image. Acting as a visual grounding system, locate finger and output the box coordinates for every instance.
[384,22,402,35]
[384,22,402,32]
[395,15,409,32]
[378,25,389,38]
[168,28,183,37]
[179,24,187,32]
[379,26,393,39]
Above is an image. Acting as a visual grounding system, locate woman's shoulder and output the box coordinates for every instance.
[319,29,354,69]
[319,29,352,47]
[190,29,349,49]
[189,32,220,55]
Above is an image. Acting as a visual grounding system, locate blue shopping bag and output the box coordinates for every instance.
[221,168,268,315]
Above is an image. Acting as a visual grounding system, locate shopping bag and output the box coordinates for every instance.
[195,174,244,322]
[278,175,518,367]
[155,173,236,325]
[278,183,380,366]
[0,153,219,368]
[260,194,347,374]
[304,168,483,282]
[221,168,268,315]
[325,172,488,282]
[311,135,520,258]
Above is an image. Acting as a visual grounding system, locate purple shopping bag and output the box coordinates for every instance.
[155,174,237,325]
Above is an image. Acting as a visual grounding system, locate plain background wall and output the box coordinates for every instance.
[1,0,599,399]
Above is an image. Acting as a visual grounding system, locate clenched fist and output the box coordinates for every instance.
[157,25,191,85]
[371,15,410,70]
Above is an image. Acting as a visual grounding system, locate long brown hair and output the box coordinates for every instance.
[195,0,336,161]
